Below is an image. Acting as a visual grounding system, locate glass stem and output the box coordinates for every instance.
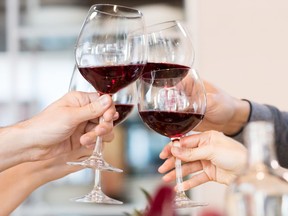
[91,116,104,158]
[172,138,186,197]
[93,169,102,192]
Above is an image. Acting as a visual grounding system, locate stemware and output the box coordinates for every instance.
[137,68,207,208]
[72,4,146,172]
[70,3,146,204]
[143,20,194,73]
[68,65,136,204]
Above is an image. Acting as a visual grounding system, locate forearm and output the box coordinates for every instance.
[0,162,45,215]
[0,124,33,172]
[0,149,86,215]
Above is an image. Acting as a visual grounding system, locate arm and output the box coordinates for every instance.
[0,146,91,215]
[233,102,288,168]
[197,80,288,168]
[0,91,117,172]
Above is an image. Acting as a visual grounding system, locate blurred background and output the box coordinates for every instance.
[1,0,288,215]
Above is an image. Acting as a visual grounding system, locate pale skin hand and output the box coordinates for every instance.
[195,80,251,135]
[0,91,118,172]
[158,131,247,190]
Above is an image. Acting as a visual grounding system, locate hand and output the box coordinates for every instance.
[195,80,250,135]
[23,91,117,160]
[0,91,117,171]
[158,131,247,190]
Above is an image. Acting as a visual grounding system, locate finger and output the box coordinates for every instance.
[158,156,175,174]
[95,120,114,136]
[182,161,203,177]
[85,122,97,133]
[180,133,204,148]
[70,122,86,150]
[80,131,97,146]
[162,161,203,182]
[75,94,114,123]
[171,143,212,163]
[159,142,173,159]
[112,112,119,121]
[80,126,114,146]
[102,106,117,122]
[102,132,115,143]
[180,171,210,191]
[85,113,118,128]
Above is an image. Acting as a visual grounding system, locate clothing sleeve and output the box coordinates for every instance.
[233,101,288,168]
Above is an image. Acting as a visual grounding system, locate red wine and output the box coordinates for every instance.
[142,62,190,87]
[114,104,134,126]
[138,110,204,138]
[79,64,145,94]
[143,62,190,77]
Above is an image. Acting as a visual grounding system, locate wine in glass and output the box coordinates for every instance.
[144,20,194,74]
[70,3,146,204]
[137,68,207,208]
[69,64,136,128]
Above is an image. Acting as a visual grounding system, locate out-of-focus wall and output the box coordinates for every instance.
[185,1,288,213]
[195,0,288,110]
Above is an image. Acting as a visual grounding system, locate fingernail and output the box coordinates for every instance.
[113,112,119,120]
[159,152,165,159]
[99,95,110,107]
[173,140,180,147]
[171,146,180,155]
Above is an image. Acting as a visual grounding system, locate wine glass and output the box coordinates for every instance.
[143,20,195,73]
[70,3,146,204]
[72,4,146,172]
[137,68,207,208]
[68,65,136,204]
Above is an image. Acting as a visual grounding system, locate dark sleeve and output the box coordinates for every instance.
[233,101,288,168]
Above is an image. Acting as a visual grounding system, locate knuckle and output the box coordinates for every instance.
[89,102,99,114]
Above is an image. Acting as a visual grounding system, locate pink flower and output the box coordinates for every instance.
[145,185,176,216]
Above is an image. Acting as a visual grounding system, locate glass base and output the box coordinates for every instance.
[174,192,208,208]
[67,157,123,173]
[71,189,123,204]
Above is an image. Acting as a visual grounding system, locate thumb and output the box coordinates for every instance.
[74,94,113,123]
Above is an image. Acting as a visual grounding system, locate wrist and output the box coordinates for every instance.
[224,99,251,136]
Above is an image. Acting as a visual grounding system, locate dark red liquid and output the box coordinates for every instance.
[143,62,190,78]
[79,64,145,94]
[138,110,204,138]
[142,62,190,87]
[114,104,134,126]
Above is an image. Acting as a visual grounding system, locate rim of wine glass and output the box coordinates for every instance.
[146,20,185,34]
[146,20,195,67]
[89,4,144,18]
